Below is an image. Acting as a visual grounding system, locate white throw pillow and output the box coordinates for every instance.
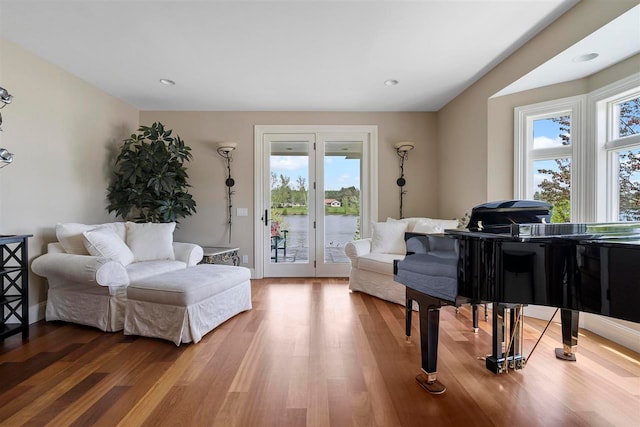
[387,217,429,232]
[82,228,135,265]
[56,223,94,254]
[125,222,176,261]
[56,222,126,255]
[370,221,407,254]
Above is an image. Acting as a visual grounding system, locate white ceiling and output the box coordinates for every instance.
[495,4,640,97]
[3,0,626,112]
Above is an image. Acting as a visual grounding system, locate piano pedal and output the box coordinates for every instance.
[555,348,577,361]
[415,373,446,395]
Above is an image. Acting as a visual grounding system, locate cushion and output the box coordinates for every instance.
[358,252,405,275]
[370,221,407,254]
[56,222,126,255]
[82,228,135,265]
[126,260,187,282]
[413,218,459,234]
[386,217,425,232]
[125,222,176,262]
[56,223,93,254]
[406,236,429,254]
[127,264,251,306]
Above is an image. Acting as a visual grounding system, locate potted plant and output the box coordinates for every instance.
[107,122,196,223]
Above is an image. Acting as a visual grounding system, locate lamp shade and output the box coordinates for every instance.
[394,141,415,152]
[0,87,12,105]
[0,148,13,164]
[217,141,238,153]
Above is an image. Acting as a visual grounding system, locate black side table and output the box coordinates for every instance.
[1,234,32,340]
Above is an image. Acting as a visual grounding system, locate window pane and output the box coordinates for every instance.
[618,148,640,221]
[533,158,571,222]
[533,115,571,149]
[616,97,640,138]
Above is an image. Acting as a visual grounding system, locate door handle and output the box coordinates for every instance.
[264,209,268,226]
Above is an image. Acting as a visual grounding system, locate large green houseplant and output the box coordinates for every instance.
[107,122,196,223]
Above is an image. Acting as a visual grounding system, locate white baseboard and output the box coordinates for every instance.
[29,301,46,324]
[582,314,640,354]
[524,305,640,354]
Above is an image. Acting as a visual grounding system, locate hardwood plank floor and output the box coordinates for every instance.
[1,278,639,426]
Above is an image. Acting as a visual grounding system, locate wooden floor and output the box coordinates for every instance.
[1,278,639,427]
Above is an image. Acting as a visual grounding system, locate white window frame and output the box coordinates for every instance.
[514,96,585,222]
[590,73,640,221]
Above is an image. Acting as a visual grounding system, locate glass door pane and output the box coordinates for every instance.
[323,140,361,264]
[315,134,365,277]
[264,134,315,277]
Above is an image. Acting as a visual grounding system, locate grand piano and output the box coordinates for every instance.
[394,200,640,394]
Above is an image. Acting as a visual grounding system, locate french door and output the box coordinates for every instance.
[255,125,378,278]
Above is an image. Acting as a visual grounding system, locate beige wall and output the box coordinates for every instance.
[0,38,139,313]
[139,111,437,268]
[437,0,639,218]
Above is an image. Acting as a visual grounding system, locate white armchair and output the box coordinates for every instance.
[345,217,460,307]
[32,222,203,332]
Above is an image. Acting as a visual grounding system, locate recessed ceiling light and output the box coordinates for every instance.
[159,78,176,85]
[384,79,399,86]
[572,53,599,63]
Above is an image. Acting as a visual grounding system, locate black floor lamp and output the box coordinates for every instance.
[394,141,415,219]
[217,142,237,243]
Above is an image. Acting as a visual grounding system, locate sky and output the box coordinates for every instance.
[271,155,360,191]
[532,117,568,193]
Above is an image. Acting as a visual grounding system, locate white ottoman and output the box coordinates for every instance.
[124,264,252,345]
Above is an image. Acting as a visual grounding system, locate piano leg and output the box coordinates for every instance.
[406,297,413,342]
[472,304,479,333]
[555,309,579,361]
[407,288,446,394]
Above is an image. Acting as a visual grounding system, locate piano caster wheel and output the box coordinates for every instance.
[473,327,479,334]
[555,348,577,361]
[415,373,446,394]
[405,336,411,343]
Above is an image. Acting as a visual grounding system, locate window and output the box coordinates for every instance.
[514,97,584,222]
[515,74,640,224]
[593,74,640,221]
